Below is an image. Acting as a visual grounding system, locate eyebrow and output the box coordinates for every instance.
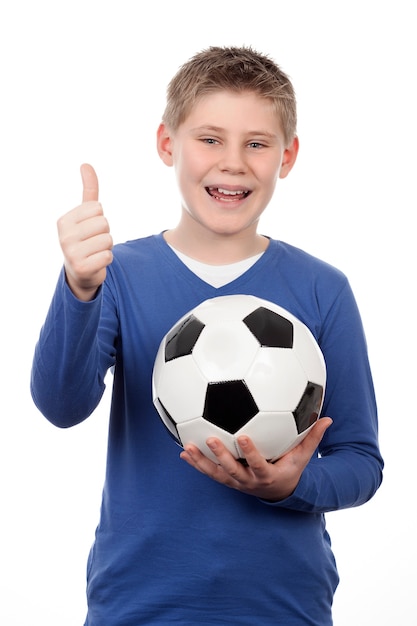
[190,125,278,139]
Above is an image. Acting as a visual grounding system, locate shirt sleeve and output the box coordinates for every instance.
[266,279,383,513]
[30,268,118,427]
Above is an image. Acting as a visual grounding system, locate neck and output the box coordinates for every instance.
[164,219,268,266]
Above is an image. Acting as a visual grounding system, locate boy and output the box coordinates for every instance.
[31,46,383,625]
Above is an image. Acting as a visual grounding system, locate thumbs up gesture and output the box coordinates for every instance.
[57,164,113,301]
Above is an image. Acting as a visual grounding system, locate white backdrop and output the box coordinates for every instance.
[1,1,415,624]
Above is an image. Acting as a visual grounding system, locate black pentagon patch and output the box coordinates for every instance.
[203,380,259,434]
[293,382,324,433]
[155,398,182,445]
[165,315,205,362]
[243,307,293,348]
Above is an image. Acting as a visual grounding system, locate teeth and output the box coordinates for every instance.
[211,187,246,196]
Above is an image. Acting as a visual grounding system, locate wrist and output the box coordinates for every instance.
[65,273,100,302]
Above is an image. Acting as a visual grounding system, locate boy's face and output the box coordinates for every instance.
[157,90,298,241]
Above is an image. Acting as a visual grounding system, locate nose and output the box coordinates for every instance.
[218,143,247,175]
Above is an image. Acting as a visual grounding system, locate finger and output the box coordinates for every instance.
[205,438,249,480]
[75,233,113,260]
[78,215,110,242]
[181,441,241,483]
[180,444,217,474]
[299,417,333,456]
[80,163,99,203]
[236,436,269,474]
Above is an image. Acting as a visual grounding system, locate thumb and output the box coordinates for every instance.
[80,163,99,202]
[300,417,333,456]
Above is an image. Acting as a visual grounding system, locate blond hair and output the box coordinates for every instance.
[162,46,297,145]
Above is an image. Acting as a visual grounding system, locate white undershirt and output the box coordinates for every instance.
[169,246,264,288]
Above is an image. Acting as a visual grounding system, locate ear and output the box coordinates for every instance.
[157,123,174,166]
[279,135,299,179]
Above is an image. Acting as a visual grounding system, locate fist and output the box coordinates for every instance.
[57,164,113,301]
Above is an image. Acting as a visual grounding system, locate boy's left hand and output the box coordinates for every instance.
[180,417,332,501]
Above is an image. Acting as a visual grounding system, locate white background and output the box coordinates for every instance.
[1,1,415,624]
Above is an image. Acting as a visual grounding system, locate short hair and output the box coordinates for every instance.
[162,46,297,144]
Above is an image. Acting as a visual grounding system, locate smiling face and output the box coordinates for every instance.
[157,90,298,260]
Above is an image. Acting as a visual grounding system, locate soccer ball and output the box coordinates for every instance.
[152,294,326,463]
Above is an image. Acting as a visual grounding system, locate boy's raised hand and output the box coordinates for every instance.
[57,164,113,301]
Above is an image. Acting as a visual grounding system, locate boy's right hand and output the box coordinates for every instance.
[57,164,113,301]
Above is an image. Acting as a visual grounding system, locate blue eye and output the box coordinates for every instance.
[248,142,264,149]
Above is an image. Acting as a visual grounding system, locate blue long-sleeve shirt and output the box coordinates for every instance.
[31,234,383,625]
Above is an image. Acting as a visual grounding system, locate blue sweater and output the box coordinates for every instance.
[31,234,383,625]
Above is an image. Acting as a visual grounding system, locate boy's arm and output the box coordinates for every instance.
[31,164,116,426]
[181,417,382,513]
[30,271,114,427]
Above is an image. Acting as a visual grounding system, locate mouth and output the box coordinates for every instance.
[206,186,251,202]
